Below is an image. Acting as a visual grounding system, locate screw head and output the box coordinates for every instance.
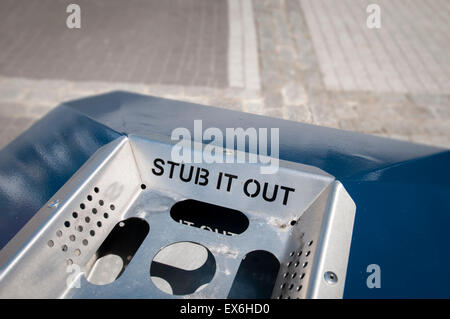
[324,271,338,285]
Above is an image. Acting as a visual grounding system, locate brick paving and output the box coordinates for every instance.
[0,0,228,87]
[302,0,450,94]
[253,0,450,147]
[0,0,448,150]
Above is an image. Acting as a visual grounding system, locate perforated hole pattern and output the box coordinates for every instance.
[45,184,315,298]
[46,187,117,266]
[275,239,314,299]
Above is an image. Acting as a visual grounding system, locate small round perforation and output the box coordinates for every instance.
[46,185,118,264]
[276,239,315,299]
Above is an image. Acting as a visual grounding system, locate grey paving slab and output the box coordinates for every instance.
[0,0,448,151]
[300,0,450,94]
[0,0,229,87]
[254,0,449,148]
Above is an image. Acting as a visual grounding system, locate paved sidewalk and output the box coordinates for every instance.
[253,0,450,147]
[302,0,450,94]
[0,0,228,87]
[0,0,448,150]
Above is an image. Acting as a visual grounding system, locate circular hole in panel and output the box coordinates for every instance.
[150,242,216,296]
[86,254,123,286]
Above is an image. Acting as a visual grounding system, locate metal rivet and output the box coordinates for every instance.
[324,271,338,285]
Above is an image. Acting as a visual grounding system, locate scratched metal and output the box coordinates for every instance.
[0,135,355,298]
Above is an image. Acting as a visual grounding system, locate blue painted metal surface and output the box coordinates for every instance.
[0,91,448,298]
[0,106,122,252]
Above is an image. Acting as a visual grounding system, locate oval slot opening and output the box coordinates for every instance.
[170,199,249,236]
[227,250,280,299]
[85,217,149,285]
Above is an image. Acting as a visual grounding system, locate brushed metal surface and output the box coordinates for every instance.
[0,135,355,299]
